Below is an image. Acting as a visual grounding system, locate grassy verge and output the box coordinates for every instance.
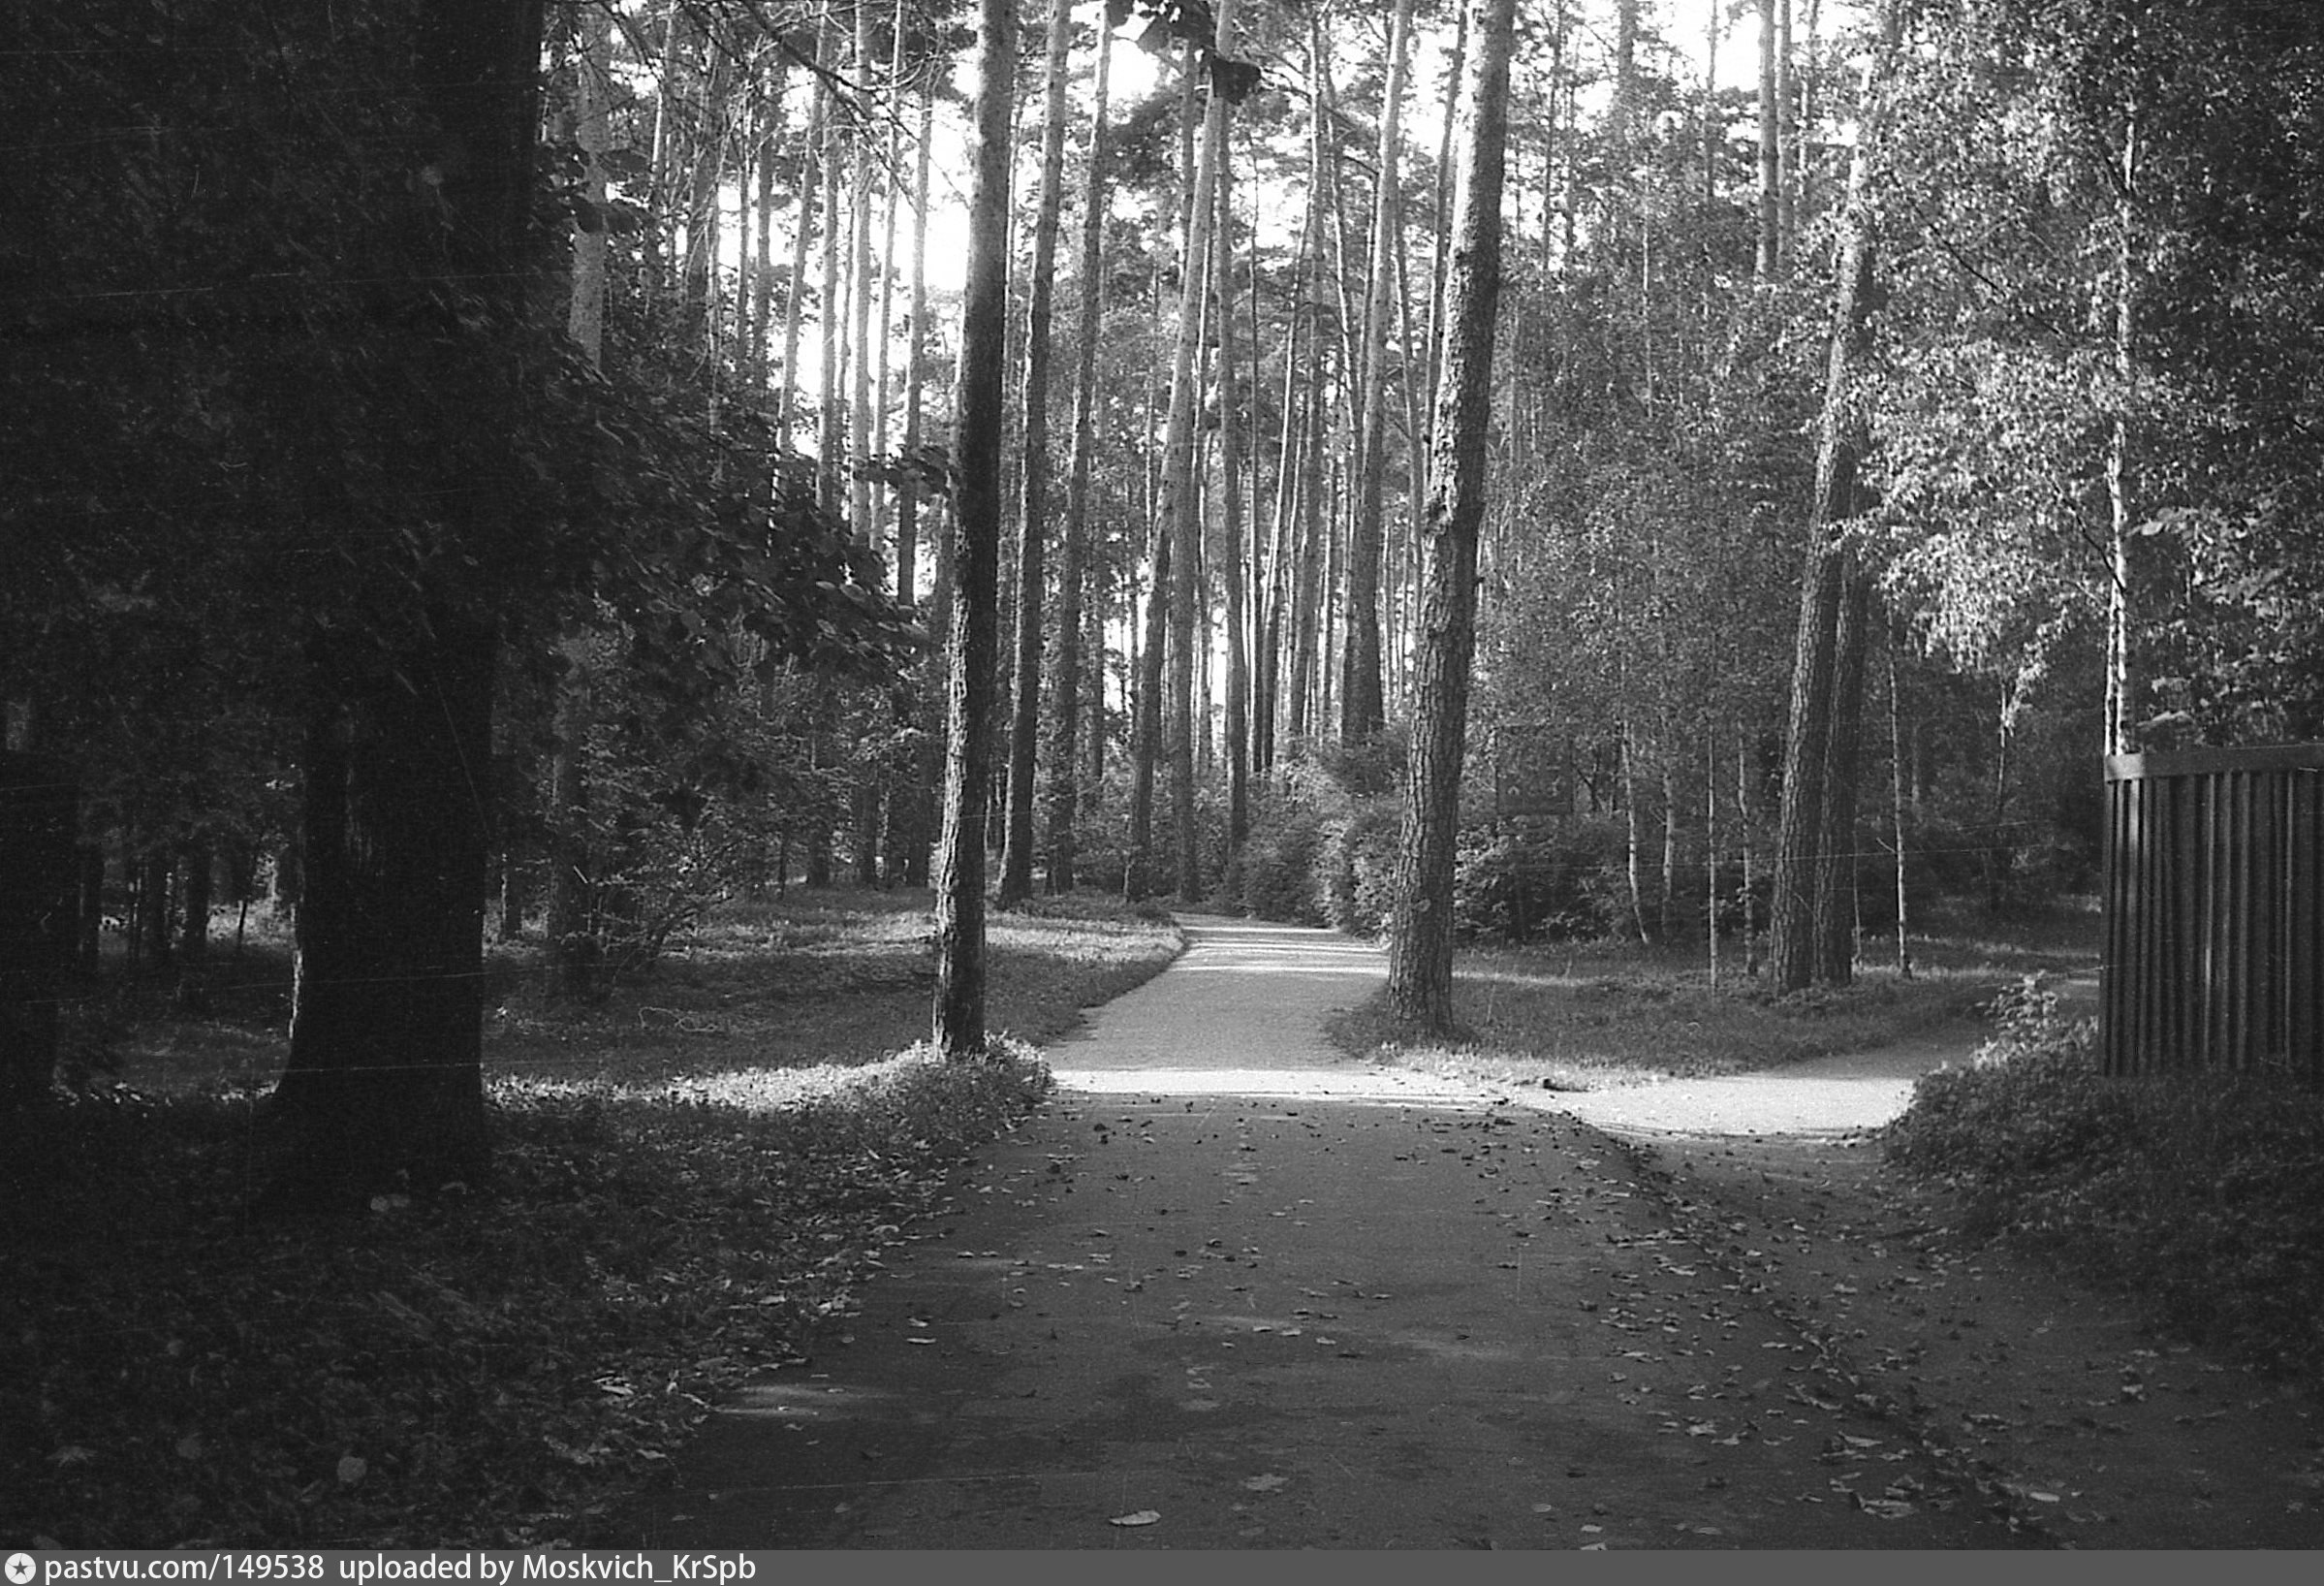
[0,891,1179,1547]
[1332,900,2100,1091]
[1883,977,2324,1383]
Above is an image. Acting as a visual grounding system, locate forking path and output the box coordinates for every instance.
[630,915,2013,1548]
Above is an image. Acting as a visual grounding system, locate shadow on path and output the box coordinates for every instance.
[627,917,2015,1549]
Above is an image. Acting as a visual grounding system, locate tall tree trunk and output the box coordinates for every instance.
[999,0,1076,908]
[1217,140,1251,872]
[1768,1,1896,992]
[1165,22,1235,903]
[1755,0,1780,279]
[1813,569,1871,984]
[932,0,1015,1057]
[849,0,879,540]
[270,0,542,1205]
[568,3,611,363]
[898,93,939,889]
[815,58,844,512]
[1776,0,1796,256]
[1887,634,1912,978]
[1340,0,1414,745]
[777,57,826,444]
[1386,0,1516,1032]
[1127,524,1171,901]
[2103,111,2161,757]
[1049,2,1115,895]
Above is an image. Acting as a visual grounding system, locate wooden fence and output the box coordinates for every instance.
[2102,743,2324,1082]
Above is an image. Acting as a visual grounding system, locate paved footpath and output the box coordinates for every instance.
[632,917,2017,1548]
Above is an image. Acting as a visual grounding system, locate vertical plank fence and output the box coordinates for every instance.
[2102,743,2324,1082]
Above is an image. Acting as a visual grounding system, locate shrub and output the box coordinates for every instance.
[1451,821,1624,943]
[1884,973,2324,1380]
[1239,798,1327,924]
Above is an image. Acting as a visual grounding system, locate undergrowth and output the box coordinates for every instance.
[1885,976,2324,1382]
[3,891,1181,1548]
[0,1046,1050,1548]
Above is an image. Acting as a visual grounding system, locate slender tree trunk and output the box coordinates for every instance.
[1048,8,1113,894]
[568,4,611,363]
[815,61,845,511]
[1217,140,1251,873]
[778,57,826,444]
[1386,0,1516,1032]
[933,0,1015,1057]
[1776,0,1796,254]
[999,0,1076,908]
[1341,0,1414,745]
[750,60,782,392]
[1165,21,1236,902]
[1887,634,1911,978]
[1755,0,1780,279]
[1738,736,1759,975]
[849,1,879,542]
[2103,111,2159,757]
[1706,727,1721,989]
[1622,722,1654,945]
[1814,569,1871,984]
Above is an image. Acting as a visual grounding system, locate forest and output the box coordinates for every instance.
[8,0,2324,1195]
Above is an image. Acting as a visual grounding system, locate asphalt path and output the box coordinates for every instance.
[633,916,2017,1548]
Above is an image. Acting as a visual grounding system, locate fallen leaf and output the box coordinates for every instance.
[1243,1474,1288,1492]
[1108,1510,1161,1528]
[336,1454,367,1485]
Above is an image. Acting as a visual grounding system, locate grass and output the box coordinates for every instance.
[1336,898,2102,1093]
[0,889,1180,1548]
[1883,977,2324,1383]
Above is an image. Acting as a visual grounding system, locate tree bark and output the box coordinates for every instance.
[1167,18,1236,903]
[270,0,542,1205]
[1216,110,1251,876]
[932,0,1015,1057]
[1756,0,1780,279]
[1049,3,1115,895]
[1340,0,1415,745]
[1386,0,1515,1033]
[1768,2,1895,992]
[999,0,1076,908]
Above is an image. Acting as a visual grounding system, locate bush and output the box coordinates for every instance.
[1451,821,1624,943]
[1884,973,2324,1380]
[1239,799,1327,925]
[1319,801,1399,936]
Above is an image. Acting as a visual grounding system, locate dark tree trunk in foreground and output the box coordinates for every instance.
[1387,0,1516,1033]
[274,622,497,1194]
[0,753,76,1108]
[931,0,1015,1057]
[269,0,544,1204]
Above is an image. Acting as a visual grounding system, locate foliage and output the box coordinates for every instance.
[1884,973,2324,1380]
[1450,821,1626,945]
[1237,743,1405,936]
